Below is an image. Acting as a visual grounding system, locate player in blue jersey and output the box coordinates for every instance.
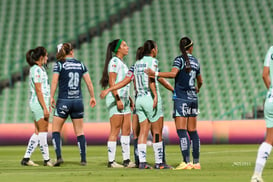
[145,37,203,170]
[21,46,53,167]
[51,43,96,166]
[251,46,273,182]
[100,47,173,168]
[100,39,135,168]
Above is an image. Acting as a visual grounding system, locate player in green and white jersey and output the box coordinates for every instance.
[134,40,170,169]
[251,46,273,182]
[100,39,135,168]
[21,46,52,167]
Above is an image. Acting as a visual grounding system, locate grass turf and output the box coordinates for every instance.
[0,144,272,182]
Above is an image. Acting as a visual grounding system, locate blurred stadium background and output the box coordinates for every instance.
[0,0,272,124]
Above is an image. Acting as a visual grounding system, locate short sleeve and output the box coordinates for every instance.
[32,67,42,83]
[53,62,61,73]
[151,58,158,71]
[126,64,135,80]
[108,58,119,73]
[264,46,273,67]
[172,56,183,70]
[81,63,88,74]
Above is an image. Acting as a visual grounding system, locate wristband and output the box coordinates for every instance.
[115,95,120,101]
[155,71,159,77]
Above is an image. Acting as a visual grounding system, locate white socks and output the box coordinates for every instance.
[108,141,117,162]
[254,142,272,176]
[153,141,163,164]
[138,144,147,163]
[120,135,130,161]
[24,133,39,158]
[38,132,50,161]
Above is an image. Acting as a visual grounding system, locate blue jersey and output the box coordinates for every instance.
[53,57,88,99]
[172,54,201,100]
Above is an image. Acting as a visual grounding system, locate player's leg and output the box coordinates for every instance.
[36,118,52,166]
[187,116,200,169]
[72,118,87,166]
[132,113,140,167]
[21,122,39,166]
[251,99,273,182]
[107,114,124,168]
[121,113,135,167]
[138,119,152,169]
[52,116,66,166]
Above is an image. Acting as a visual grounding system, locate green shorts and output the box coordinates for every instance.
[106,96,131,118]
[29,100,49,121]
[264,97,273,128]
[135,94,163,123]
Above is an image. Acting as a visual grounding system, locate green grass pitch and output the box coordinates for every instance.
[0,144,272,182]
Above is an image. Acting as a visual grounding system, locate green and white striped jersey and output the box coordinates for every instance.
[29,65,50,104]
[264,46,273,92]
[107,56,130,99]
[134,56,159,96]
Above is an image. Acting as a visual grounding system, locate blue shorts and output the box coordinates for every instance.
[54,99,84,119]
[173,98,198,118]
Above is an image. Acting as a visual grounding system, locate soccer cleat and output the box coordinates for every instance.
[44,159,53,167]
[139,162,153,169]
[154,163,173,169]
[108,161,124,168]
[53,158,64,167]
[80,161,87,166]
[21,158,39,166]
[123,159,136,168]
[192,163,201,169]
[174,162,193,170]
[251,175,264,182]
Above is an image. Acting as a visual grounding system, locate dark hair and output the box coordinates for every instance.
[136,46,144,60]
[56,43,73,61]
[138,40,157,58]
[100,39,121,88]
[179,37,193,72]
[26,46,47,66]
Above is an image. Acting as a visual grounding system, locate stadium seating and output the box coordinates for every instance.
[0,0,273,123]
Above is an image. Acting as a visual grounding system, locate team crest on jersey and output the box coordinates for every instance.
[112,64,117,68]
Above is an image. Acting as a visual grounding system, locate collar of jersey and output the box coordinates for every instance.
[65,57,74,60]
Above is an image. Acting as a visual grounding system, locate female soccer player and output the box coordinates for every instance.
[100,39,135,168]
[251,46,273,182]
[21,46,52,167]
[100,47,173,168]
[133,40,171,169]
[145,36,203,170]
[51,43,96,166]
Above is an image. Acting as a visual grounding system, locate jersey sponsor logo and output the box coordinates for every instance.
[62,62,82,70]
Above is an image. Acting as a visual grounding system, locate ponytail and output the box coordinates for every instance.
[56,43,73,61]
[26,47,47,66]
[100,39,121,88]
[180,37,193,73]
[136,46,144,60]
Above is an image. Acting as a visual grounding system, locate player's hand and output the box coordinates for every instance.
[100,89,110,99]
[89,97,96,108]
[117,100,124,110]
[44,108,50,121]
[153,95,158,109]
[144,68,155,77]
[50,97,56,108]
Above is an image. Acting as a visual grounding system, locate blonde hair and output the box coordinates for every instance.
[56,43,73,61]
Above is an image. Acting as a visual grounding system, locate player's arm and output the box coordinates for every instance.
[196,74,203,93]
[145,67,179,78]
[83,72,96,108]
[263,66,270,90]
[149,77,158,109]
[35,83,49,121]
[109,72,124,110]
[100,76,131,99]
[158,77,174,92]
[50,73,59,108]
